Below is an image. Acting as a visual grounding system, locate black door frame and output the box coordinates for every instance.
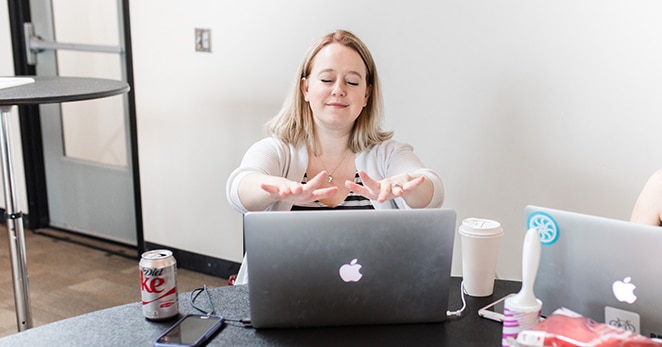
[5,0,145,253]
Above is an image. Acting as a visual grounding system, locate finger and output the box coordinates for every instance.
[310,170,329,182]
[391,183,404,197]
[261,183,300,198]
[260,183,281,195]
[377,183,394,203]
[266,190,292,200]
[311,187,338,200]
[307,170,330,187]
[346,181,370,197]
[358,170,380,190]
[402,175,425,190]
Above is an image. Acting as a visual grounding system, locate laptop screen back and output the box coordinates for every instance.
[525,205,662,339]
[244,209,456,328]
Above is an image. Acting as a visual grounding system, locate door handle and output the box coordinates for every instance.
[23,22,123,65]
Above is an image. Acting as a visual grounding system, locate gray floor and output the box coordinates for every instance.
[0,225,228,338]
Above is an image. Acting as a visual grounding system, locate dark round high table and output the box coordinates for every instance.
[0,76,130,332]
[0,278,521,346]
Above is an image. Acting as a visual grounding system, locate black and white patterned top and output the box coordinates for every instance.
[291,171,374,210]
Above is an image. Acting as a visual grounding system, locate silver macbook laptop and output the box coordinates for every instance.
[244,208,456,328]
[525,205,662,339]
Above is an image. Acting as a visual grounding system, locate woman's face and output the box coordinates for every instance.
[302,43,371,132]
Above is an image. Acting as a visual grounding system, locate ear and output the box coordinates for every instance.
[363,84,372,106]
[301,77,309,102]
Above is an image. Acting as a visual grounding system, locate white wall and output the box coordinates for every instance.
[2,0,661,280]
[0,1,29,214]
[120,0,662,280]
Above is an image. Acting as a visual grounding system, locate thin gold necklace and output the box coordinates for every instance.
[318,149,350,183]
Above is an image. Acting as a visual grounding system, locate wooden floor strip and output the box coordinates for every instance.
[0,225,227,338]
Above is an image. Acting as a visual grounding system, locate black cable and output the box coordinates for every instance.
[190,285,215,315]
[190,285,253,327]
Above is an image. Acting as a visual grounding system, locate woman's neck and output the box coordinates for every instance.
[312,123,353,156]
[312,135,351,157]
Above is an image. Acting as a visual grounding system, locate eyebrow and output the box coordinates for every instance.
[317,68,363,79]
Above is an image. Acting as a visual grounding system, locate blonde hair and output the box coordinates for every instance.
[266,29,393,154]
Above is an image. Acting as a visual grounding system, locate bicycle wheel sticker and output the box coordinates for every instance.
[527,211,559,245]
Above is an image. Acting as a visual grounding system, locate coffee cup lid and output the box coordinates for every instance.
[459,218,504,237]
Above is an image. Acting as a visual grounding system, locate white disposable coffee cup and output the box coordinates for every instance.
[459,217,504,297]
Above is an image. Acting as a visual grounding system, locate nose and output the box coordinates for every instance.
[332,81,346,97]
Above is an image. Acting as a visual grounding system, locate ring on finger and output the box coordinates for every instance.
[391,183,402,190]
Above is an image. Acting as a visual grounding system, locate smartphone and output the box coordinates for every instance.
[154,314,225,347]
[478,293,515,322]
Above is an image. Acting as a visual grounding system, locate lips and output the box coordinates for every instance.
[326,102,348,107]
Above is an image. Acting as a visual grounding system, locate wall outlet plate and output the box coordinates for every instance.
[195,28,211,52]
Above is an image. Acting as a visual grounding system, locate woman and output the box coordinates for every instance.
[227,29,444,212]
[631,169,662,226]
[226,30,444,283]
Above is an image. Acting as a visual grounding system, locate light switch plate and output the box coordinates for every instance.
[195,28,211,52]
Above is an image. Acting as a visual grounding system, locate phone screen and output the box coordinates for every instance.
[155,314,224,346]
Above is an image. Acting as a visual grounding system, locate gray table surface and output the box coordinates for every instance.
[0,278,520,346]
[0,285,250,347]
[0,76,129,105]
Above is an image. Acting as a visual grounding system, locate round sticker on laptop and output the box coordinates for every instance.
[527,211,559,245]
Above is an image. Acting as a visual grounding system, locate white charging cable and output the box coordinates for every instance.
[446,281,467,318]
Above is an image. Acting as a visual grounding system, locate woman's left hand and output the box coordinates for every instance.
[345,170,426,204]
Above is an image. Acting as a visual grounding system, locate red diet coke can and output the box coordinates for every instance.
[140,249,179,320]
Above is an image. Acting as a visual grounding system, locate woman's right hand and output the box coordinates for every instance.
[260,171,337,205]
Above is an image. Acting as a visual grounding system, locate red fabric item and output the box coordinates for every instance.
[516,310,662,347]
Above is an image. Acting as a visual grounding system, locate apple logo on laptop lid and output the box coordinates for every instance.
[339,259,363,282]
[612,276,637,304]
